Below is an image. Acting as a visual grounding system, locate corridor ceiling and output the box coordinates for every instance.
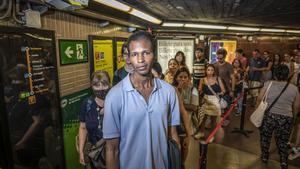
[120,0,300,29]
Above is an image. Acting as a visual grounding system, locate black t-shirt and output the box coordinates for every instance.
[113,67,129,86]
[79,96,103,145]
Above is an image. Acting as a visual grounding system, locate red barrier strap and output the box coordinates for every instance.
[205,93,244,144]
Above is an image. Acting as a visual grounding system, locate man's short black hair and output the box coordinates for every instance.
[127,31,154,53]
[254,49,260,53]
[217,48,227,57]
[196,48,203,53]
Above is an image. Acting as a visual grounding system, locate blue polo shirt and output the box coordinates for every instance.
[249,57,266,82]
[103,74,180,169]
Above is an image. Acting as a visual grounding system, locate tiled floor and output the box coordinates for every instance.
[186,141,300,169]
[184,103,300,169]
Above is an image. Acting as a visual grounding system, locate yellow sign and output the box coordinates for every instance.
[117,41,125,69]
[93,40,114,82]
[209,40,237,64]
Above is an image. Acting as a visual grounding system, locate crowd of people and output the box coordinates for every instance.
[77,30,300,169]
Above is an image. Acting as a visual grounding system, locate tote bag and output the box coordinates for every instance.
[250,82,272,127]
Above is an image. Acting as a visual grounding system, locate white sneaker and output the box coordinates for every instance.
[194,132,204,139]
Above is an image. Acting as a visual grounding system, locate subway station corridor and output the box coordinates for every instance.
[185,104,300,169]
[1,0,300,169]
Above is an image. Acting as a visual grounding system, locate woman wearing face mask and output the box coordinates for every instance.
[78,70,111,169]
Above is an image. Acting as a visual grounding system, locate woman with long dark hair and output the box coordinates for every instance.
[175,51,187,68]
[195,64,226,140]
[171,67,194,169]
[231,59,244,116]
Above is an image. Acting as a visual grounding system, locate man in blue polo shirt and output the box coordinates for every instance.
[103,31,180,169]
[248,49,266,106]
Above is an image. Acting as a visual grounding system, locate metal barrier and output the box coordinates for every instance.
[198,93,244,169]
[198,85,265,169]
[231,86,263,137]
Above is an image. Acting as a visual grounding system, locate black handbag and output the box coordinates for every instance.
[168,138,181,169]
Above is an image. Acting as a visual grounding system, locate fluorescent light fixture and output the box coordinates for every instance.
[93,0,131,12]
[162,22,184,27]
[228,26,260,31]
[260,28,286,32]
[286,30,300,33]
[129,8,162,24]
[184,24,227,29]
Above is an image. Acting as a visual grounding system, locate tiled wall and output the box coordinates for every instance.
[41,11,130,96]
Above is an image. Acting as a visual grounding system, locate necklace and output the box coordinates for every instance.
[96,106,103,129]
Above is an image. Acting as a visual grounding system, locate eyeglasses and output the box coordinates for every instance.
[129,50,152,57]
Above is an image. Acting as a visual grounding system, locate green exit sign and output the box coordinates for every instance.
[59,39,88,65]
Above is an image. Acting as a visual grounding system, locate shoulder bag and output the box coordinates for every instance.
[250,81,272,127]
[250,81,289,127]
[206,78,228,109]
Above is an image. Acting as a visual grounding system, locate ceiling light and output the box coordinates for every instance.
[162,22,184,27]
[93,0,131,12]
[129,9,162,24]
[260,28,286,32]
[228,26,260,31]
[286,30,300,34]
[184,24,227,29]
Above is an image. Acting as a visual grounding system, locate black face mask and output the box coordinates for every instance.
[93,89,110,99]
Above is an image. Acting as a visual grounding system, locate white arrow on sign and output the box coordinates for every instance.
[65,46,74,58]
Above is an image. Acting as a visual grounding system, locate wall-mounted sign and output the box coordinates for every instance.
[157,39,195,73]
[209,40,237,64]
[59,39,88,65]
[89,36,114,82]
[116,41,126,70]
[60,88,90,169]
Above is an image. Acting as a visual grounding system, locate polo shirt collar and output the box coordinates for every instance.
[123,73,162,92]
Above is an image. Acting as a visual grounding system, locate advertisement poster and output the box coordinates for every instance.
[116,41,125,70]
[157,39,194,73]
[0,27,65,169]
[92,39,114,82]
[209,40,237,64]
[60,88,90,169]
[59,40,88,65]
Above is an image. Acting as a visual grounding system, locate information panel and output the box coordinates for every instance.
[116,41,125,70]
[60,88,90,169]
[209,40,237,64]
[157,39,194,73]
[89,37,114,82]
[0,27,65,169]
